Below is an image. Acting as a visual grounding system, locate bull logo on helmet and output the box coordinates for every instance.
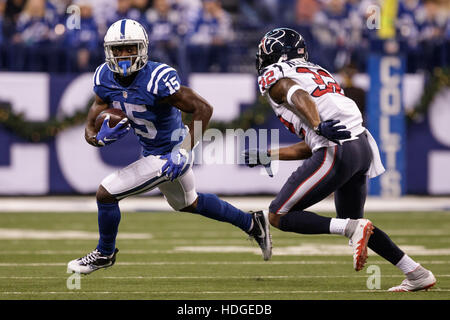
[256,28,308,75]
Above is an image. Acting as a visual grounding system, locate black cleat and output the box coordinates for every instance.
[247,210,272,261]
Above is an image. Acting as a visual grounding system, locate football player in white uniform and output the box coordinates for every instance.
[244,28,436,292]
[67,19,272,275]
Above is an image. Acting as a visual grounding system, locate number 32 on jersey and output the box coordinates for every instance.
[259,66,344,98]
[296,67,344,97]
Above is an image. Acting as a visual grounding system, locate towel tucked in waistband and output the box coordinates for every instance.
[364,129,385,178]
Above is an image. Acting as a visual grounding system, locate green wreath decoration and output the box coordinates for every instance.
[3,67,445,143]
[0,97,94,142]
[406,67,450,122]
[0,94,273,143]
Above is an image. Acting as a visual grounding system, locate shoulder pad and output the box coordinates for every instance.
[146,63,180,97]
[257,64,285,94]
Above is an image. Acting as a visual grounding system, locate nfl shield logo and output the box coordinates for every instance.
[123,91,128,99]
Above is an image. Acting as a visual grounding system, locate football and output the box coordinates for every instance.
[94,108,129,133]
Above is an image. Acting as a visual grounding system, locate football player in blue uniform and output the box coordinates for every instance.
[67,19,272,274]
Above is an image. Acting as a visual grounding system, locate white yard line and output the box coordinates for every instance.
[0,275,449,280]
[0,260,449,267]
[1,289,450,295]
[0,229,152,240]
[6,247,450,257]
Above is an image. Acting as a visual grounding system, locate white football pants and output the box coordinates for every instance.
[100,155,197,211]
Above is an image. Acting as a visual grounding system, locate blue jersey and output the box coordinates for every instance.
[93,61,186,156]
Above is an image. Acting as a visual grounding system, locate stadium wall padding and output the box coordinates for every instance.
[0,72,448,195]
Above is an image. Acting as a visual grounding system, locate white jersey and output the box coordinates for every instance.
[258,58,365,152]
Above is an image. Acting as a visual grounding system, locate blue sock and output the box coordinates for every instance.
[194,193,252,232]
[96,201,121,255]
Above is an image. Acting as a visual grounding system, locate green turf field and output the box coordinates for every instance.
[0,210,449,300]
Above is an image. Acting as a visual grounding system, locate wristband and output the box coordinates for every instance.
[286,84,303,107]
[313,125,320,135]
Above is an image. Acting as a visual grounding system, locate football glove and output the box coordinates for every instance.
[160,148,193,181]
[242,148,273,177]
[96,115,130,146]
[314,119,351,144]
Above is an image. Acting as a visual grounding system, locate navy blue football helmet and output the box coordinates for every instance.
[256,27,308,75]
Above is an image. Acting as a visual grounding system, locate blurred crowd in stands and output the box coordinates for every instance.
[0,0,448,75]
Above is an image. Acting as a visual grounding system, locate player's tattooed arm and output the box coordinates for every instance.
[160,85,213,151]
[269,141,312,161]
[268,78,321,129]
[85,95,109,147]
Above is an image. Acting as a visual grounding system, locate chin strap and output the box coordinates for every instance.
[118,60,131,76]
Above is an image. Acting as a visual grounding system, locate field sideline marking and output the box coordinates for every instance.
[0,260,449,267]
[1,195,450,213]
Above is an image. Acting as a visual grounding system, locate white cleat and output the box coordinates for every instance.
[349,219,374,271]
[388,266,436,292]
[67,248,118,275]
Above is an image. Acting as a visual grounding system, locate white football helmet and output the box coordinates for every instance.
[104,19,149,76]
